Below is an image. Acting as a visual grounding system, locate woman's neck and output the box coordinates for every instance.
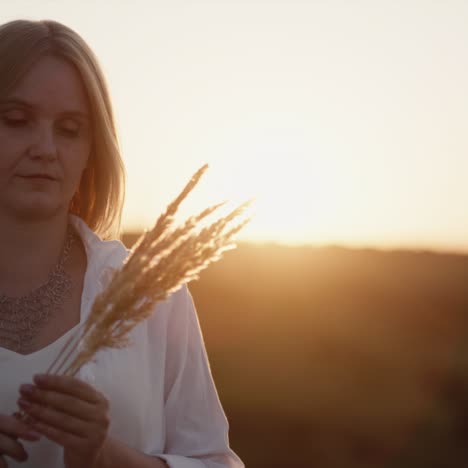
[0,213,70,296]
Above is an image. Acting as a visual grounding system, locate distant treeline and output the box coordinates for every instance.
[122,233,468,468]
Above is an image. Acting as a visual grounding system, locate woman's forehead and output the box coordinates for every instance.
[3,55,90,116]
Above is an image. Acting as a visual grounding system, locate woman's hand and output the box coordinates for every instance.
[17,374,110,468]
[0,413,40,466]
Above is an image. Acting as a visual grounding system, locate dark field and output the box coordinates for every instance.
[122,233,468,468]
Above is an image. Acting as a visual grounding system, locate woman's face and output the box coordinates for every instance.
[0,54,91,222]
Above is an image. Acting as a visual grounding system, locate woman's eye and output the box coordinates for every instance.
[59,126,80,137]
[58,120,81,138]
[1,109,29,127]
[3,117,28,127]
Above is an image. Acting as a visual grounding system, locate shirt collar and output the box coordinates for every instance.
[67,214,130,313]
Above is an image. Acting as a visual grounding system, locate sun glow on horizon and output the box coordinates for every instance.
[9,1,464,252]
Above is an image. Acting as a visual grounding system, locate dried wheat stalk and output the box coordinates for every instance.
[47,164,250,377]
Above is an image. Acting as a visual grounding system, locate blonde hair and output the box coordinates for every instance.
[0,19,125,240]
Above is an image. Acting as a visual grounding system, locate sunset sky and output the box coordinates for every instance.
[2,1,468,252]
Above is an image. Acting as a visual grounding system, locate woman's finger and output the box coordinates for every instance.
[27,419,84,451]
[0,414,41,441]
[19,384,100,422]
[33,374,101,404]
[0,433,28,462]
[17,399,91,438]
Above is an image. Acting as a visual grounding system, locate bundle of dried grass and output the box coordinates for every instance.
[47,164,250,377]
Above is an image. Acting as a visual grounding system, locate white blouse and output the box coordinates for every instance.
[0,214,244,468]
[1,324,80,467]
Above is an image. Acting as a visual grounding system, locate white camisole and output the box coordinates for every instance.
[0,324,80,468]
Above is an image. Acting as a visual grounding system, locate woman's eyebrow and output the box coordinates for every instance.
[0,97,89,120]
[0,97,33,109]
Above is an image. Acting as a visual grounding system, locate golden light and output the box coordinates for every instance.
[201,124,350,245]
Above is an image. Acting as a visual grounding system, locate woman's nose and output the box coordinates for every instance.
[28,123,58,161]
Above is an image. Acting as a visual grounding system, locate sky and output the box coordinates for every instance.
[2,1,468,252]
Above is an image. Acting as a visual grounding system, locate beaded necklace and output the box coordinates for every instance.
[0,226,75,354]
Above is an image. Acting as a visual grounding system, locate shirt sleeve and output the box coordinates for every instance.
[151,285,244,468]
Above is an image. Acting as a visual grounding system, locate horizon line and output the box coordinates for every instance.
[119,231,468,256]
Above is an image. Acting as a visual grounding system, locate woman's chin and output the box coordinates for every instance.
[1,198,66,222]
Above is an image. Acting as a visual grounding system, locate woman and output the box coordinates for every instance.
[0,19,243,468]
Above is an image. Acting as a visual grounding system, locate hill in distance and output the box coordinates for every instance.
[121,233,468,468]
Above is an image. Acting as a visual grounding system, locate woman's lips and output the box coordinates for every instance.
[19,175,56,181]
